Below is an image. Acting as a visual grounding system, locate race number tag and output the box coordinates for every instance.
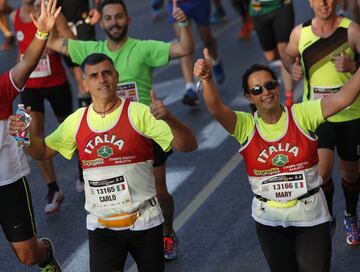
[86,175,132,209]
[116,82,139,102]
[260,171,307,202]
[20,54,52,78]
[313,85,341,100]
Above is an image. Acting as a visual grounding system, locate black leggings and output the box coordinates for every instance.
[89,225,164,272]
[256,222,331,272]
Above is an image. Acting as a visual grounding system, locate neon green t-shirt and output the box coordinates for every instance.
[68,38,171,106]
[45,99,173,160]
[232,100,324,144]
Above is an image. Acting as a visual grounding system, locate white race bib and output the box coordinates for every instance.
[20,54,52,78]
[313,85,341,100]
[85,175,132,210]
[260,171,307,202]
[116,82,139,102]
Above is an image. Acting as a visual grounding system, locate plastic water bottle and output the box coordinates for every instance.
[15,104,31,147]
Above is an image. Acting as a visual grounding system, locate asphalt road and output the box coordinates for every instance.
[0,0,359,271]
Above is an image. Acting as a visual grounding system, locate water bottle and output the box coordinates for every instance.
[14,104,32,147]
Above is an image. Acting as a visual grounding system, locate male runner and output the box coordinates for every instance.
[9,52,197,272]
[46,0,194,260]
[282,0,360,245]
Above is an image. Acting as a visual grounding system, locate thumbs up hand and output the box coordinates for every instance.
[150,89,171,120]
[172,0,188,25]
[193,48,212,81]
[333,49,357,73]
[291,57,303,81]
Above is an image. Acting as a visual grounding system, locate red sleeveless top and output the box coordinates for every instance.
[76,99,153,170]
[14,9,67,88]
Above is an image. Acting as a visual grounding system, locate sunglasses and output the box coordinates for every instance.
[248,80,279,96]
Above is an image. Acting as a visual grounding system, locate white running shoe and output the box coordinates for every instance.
[44,190,64,214]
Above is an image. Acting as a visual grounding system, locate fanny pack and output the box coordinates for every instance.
[255,188,320,208]
[97,197,157,228]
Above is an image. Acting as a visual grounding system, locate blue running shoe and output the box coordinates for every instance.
[164,233,178,261]
[182,88,200,107]
[212,61,225,84]
[344,212,360,245]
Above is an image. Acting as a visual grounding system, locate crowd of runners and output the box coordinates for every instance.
[1,0,360,271]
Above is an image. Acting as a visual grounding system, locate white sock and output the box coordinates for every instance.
[185,82,195,91]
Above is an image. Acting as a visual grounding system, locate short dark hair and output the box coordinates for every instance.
[80,53,114,73]
[242,64,277,94]
[99,0,128,15]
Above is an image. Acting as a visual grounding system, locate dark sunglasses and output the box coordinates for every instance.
[248,80,279,96]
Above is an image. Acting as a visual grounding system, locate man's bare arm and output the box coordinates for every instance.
[169,0,194,59]
[47,31,70,56]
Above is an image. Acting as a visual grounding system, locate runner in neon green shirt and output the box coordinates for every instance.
[46,0,195,254]
[9,53,197,271]
[194,48,360,271]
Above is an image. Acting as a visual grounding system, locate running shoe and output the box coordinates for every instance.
[39,238,61,272]
[164,233,178,261]
[238,16,252,39]
[344,212,360,245]
[212,61,225,84]
[44,190,65,214]
[182,88,200,108]
[329,216,338,238]
[1,35,15,51]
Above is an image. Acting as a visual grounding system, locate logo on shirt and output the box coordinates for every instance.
[257,142,299,164]
[84,134,124,154]
[16,31,24,42]
[97,145,113,159]
[272,154,289,167]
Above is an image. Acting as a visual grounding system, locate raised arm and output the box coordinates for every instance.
[11,0,61,88]
[194,48,236,134]
[281,24,303,81]
[55,12,75,40]
[150,90,197,152]
[321,68,360,119]
[169,0,194,59]
[46,11,73,56]
[88,0,101,25]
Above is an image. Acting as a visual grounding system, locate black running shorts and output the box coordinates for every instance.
[20,82,73,118]
[0,177,37,242]
[253,3,295,52]
[316,118,360,161]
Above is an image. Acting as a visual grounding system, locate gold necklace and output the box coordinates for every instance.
[92,99,119,118]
